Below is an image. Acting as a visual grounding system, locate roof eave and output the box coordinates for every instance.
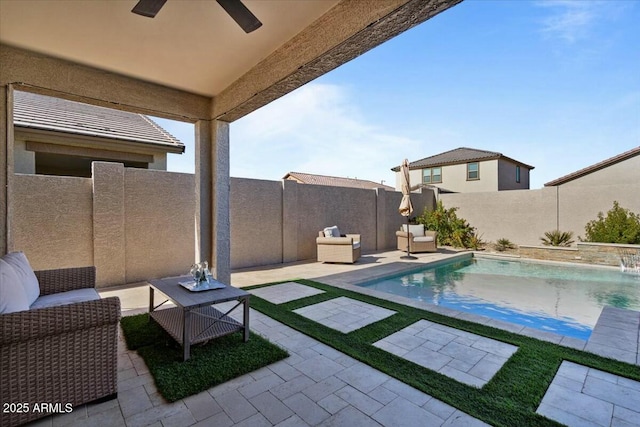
[14,123,185,154]
[15,125,185,154]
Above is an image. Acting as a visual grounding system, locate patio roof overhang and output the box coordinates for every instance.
[0,0,463,280]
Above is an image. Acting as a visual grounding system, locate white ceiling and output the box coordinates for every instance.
[0,0,340,97]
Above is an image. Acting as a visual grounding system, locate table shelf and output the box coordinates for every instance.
[150,306,243,345]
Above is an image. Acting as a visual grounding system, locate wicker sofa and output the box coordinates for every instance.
[317,226,361,263]
[0,262,120,427]
[396,224,437,253]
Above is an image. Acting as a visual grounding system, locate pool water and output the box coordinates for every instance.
[359,257,640,340]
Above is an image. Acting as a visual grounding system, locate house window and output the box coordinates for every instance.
[423,167,442,184]
[467,162,479,180]
[516,166,521,183]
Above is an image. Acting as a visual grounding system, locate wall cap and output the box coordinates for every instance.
[519,245,579,252]
[576,242,640,250]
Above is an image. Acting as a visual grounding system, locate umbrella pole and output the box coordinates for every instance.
[400,215,417,260]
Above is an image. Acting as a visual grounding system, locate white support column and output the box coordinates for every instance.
[194,119,230,284]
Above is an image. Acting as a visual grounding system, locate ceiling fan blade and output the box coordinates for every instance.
[216,0,262,33]
[132,0,167,18]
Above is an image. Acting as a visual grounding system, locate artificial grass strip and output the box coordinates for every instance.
[120,313,289,402]
[246,279,640,427]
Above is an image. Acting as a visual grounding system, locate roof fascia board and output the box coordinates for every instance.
[25,140,154,164]
[15,127,184,155]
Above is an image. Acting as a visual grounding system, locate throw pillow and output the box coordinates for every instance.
[1,252,40,306]
[408,224,424,237]
[0,258,30,314]
[324,226,341,237]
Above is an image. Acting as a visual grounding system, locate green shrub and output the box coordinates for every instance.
[583,201,640,244]
[495,238,515,252]
[540,230,574,247]
[417,200,479,249]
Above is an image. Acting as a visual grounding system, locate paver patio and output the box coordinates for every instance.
[249,282,325,304]
[373,319,518,387]
[293,297,397,333]
[537,361,640,427]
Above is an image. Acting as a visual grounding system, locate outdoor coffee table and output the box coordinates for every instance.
[148,275,250,361]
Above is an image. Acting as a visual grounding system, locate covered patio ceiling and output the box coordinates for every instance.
[0,0,341,98]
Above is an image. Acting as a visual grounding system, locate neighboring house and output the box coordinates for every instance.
[283,171,395,191]
[13,91,184,177]
[392,147,534,193]
[544,146,640,188]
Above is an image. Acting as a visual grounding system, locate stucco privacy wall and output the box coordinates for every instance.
[230,178,283,270]
[124,167,196,284]
[230,178,435,269]
[10,165,434,286]
[12,173,93,269]
[440,182,640,245]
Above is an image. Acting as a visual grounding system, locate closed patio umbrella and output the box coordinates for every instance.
[399,158,417,260]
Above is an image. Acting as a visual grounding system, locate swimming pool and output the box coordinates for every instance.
[359,256,640,340]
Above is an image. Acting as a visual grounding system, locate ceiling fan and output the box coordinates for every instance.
[132,0,262,34]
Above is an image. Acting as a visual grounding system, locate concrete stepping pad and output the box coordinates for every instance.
[373,319,518,387]
[293,297,396,333]
[537,361,640,427]
[249,282,325,304]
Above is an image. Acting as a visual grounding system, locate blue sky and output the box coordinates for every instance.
[159,0,639,189]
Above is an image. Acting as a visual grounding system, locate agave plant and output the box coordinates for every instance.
[540,230,575,247]
[495,238,515,252]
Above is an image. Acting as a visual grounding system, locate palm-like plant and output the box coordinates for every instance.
[495,238,515,252]
[540,230,574,247]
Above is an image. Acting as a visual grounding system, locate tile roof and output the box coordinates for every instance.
[13,91,184,152]
[390,147,534,171]
[544,146,640,186]
[283,172,396,191]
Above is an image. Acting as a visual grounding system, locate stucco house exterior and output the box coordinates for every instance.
[392,147,534,193]
[13,91,184,177]
[544,146,640,188]
[283,171,395,191]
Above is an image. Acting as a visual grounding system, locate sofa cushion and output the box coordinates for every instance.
[353,242,361,249]
[30,288,101,310]
[324,225,341,237]
[414,236,435,243]
[1,252,40,306]
[0,259,30,314]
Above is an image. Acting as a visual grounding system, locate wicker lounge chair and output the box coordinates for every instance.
[0,266,120,426]
[317,227,361,263]
[396,224,437,253]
